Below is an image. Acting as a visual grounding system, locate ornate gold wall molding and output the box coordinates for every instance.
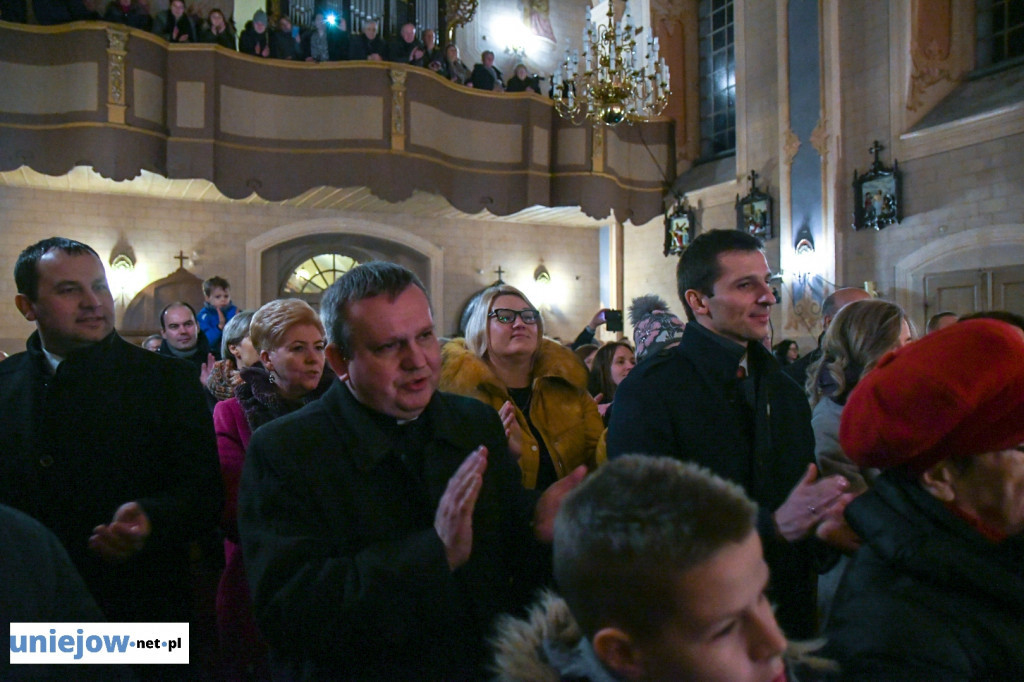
[810,117,828,158]
[390,68,407,151]
[782,128,800,165]
[649,0,688,25]
[907,0,954,112]
[106,26,129,124]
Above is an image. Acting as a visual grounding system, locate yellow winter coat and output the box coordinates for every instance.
[440,338,604,489]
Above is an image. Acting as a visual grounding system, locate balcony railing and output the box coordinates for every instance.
[0,21,674,223]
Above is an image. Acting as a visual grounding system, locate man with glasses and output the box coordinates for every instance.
[238,262,585,679]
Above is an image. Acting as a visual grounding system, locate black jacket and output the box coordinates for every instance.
[471,63,504,91]
[349,32,386,60]
[0,331,221,622]
[824,471,1024,680]
[607,321,821,637]
[239,381,546,679]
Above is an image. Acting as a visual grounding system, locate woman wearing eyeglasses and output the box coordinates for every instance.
[441,284,604,490]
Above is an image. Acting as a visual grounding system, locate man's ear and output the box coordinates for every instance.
[920,461,957,503]
[592,627,646,681]
[14,294,36,322]
[325,343,349,380]
[684,288,709,318]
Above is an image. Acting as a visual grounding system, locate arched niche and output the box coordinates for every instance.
[246,219,445,332]
[121,267,205,342]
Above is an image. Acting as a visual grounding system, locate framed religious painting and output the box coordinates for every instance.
[736,170,773,240]
[853,140,902,231]
[664,194,696,256]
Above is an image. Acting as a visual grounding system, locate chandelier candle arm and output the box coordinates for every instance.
[552,0,671,125]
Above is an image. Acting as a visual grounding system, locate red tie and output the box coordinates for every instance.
[736,365,747,379]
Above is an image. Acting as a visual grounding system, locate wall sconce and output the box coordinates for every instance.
[108,240,137,306]
[534,263,551,283]
[793,224,816,282]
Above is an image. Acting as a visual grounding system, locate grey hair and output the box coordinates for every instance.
[220,309,255,359]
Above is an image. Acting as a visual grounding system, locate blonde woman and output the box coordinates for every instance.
[806,298,913,494]
[440,284,603,490]
[213,298,332,680]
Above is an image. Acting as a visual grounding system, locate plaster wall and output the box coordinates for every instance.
[837,3,1024,326]
[0,185,602,353]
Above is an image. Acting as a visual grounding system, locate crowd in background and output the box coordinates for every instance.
[0,0,545,93]
[3,231,1023,681]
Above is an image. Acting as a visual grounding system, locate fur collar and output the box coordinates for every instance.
[490,592,839,682]
[490,591,613,682]
[441,338,588,400]
[236,363,334,432]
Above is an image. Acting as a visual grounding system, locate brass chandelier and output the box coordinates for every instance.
[551,1,670,126]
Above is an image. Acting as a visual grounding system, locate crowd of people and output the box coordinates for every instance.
[1,232,1022,681]
[0,0,546,93]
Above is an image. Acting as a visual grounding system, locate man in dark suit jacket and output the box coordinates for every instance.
[238,261,584,679]
[607,229,854,638]
[0,237,222,624]
[471,50,505,91]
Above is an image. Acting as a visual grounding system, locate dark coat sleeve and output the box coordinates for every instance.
[134,355,222,546]
[605,359,676,459]
[238,409,461,662]
[238,392,544,672]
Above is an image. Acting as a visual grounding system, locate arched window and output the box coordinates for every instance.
[283,253,360,295]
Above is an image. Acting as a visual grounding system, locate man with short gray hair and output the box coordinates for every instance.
[239,260,584,679]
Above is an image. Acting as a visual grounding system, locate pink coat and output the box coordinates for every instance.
[213,397,266,679]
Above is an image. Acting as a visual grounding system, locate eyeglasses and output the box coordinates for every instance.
[489,308,541,325]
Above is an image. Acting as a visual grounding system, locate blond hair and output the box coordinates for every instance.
[463,284,544,358]
[249,299,324,353]
[806,299,911,406]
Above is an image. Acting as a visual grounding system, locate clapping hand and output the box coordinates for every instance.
[435,447,487,570]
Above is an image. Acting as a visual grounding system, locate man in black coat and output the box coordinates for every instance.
[607,229,852,638]
[238,262,584,679]
[349,18,386,60]
[158,300,214,381]
[0,237,221,624]
[388,21,424,65]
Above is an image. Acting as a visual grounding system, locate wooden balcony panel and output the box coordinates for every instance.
[0,22,674,223]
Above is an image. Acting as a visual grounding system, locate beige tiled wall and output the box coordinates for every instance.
[0,185,601,353]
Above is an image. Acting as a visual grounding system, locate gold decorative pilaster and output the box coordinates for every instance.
[106,26,129,124]
[389,68,407,151]
[810,117,829,158]
[907,0,954,111]
[782,128,800,166]
[591,125,604,173]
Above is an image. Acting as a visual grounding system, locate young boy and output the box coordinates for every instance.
[197,275,237,359]
[492,455,836,681]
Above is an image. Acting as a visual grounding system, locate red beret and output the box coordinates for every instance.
[839,319,1024,474]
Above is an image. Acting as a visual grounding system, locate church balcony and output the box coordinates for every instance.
[0,21,674,224]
